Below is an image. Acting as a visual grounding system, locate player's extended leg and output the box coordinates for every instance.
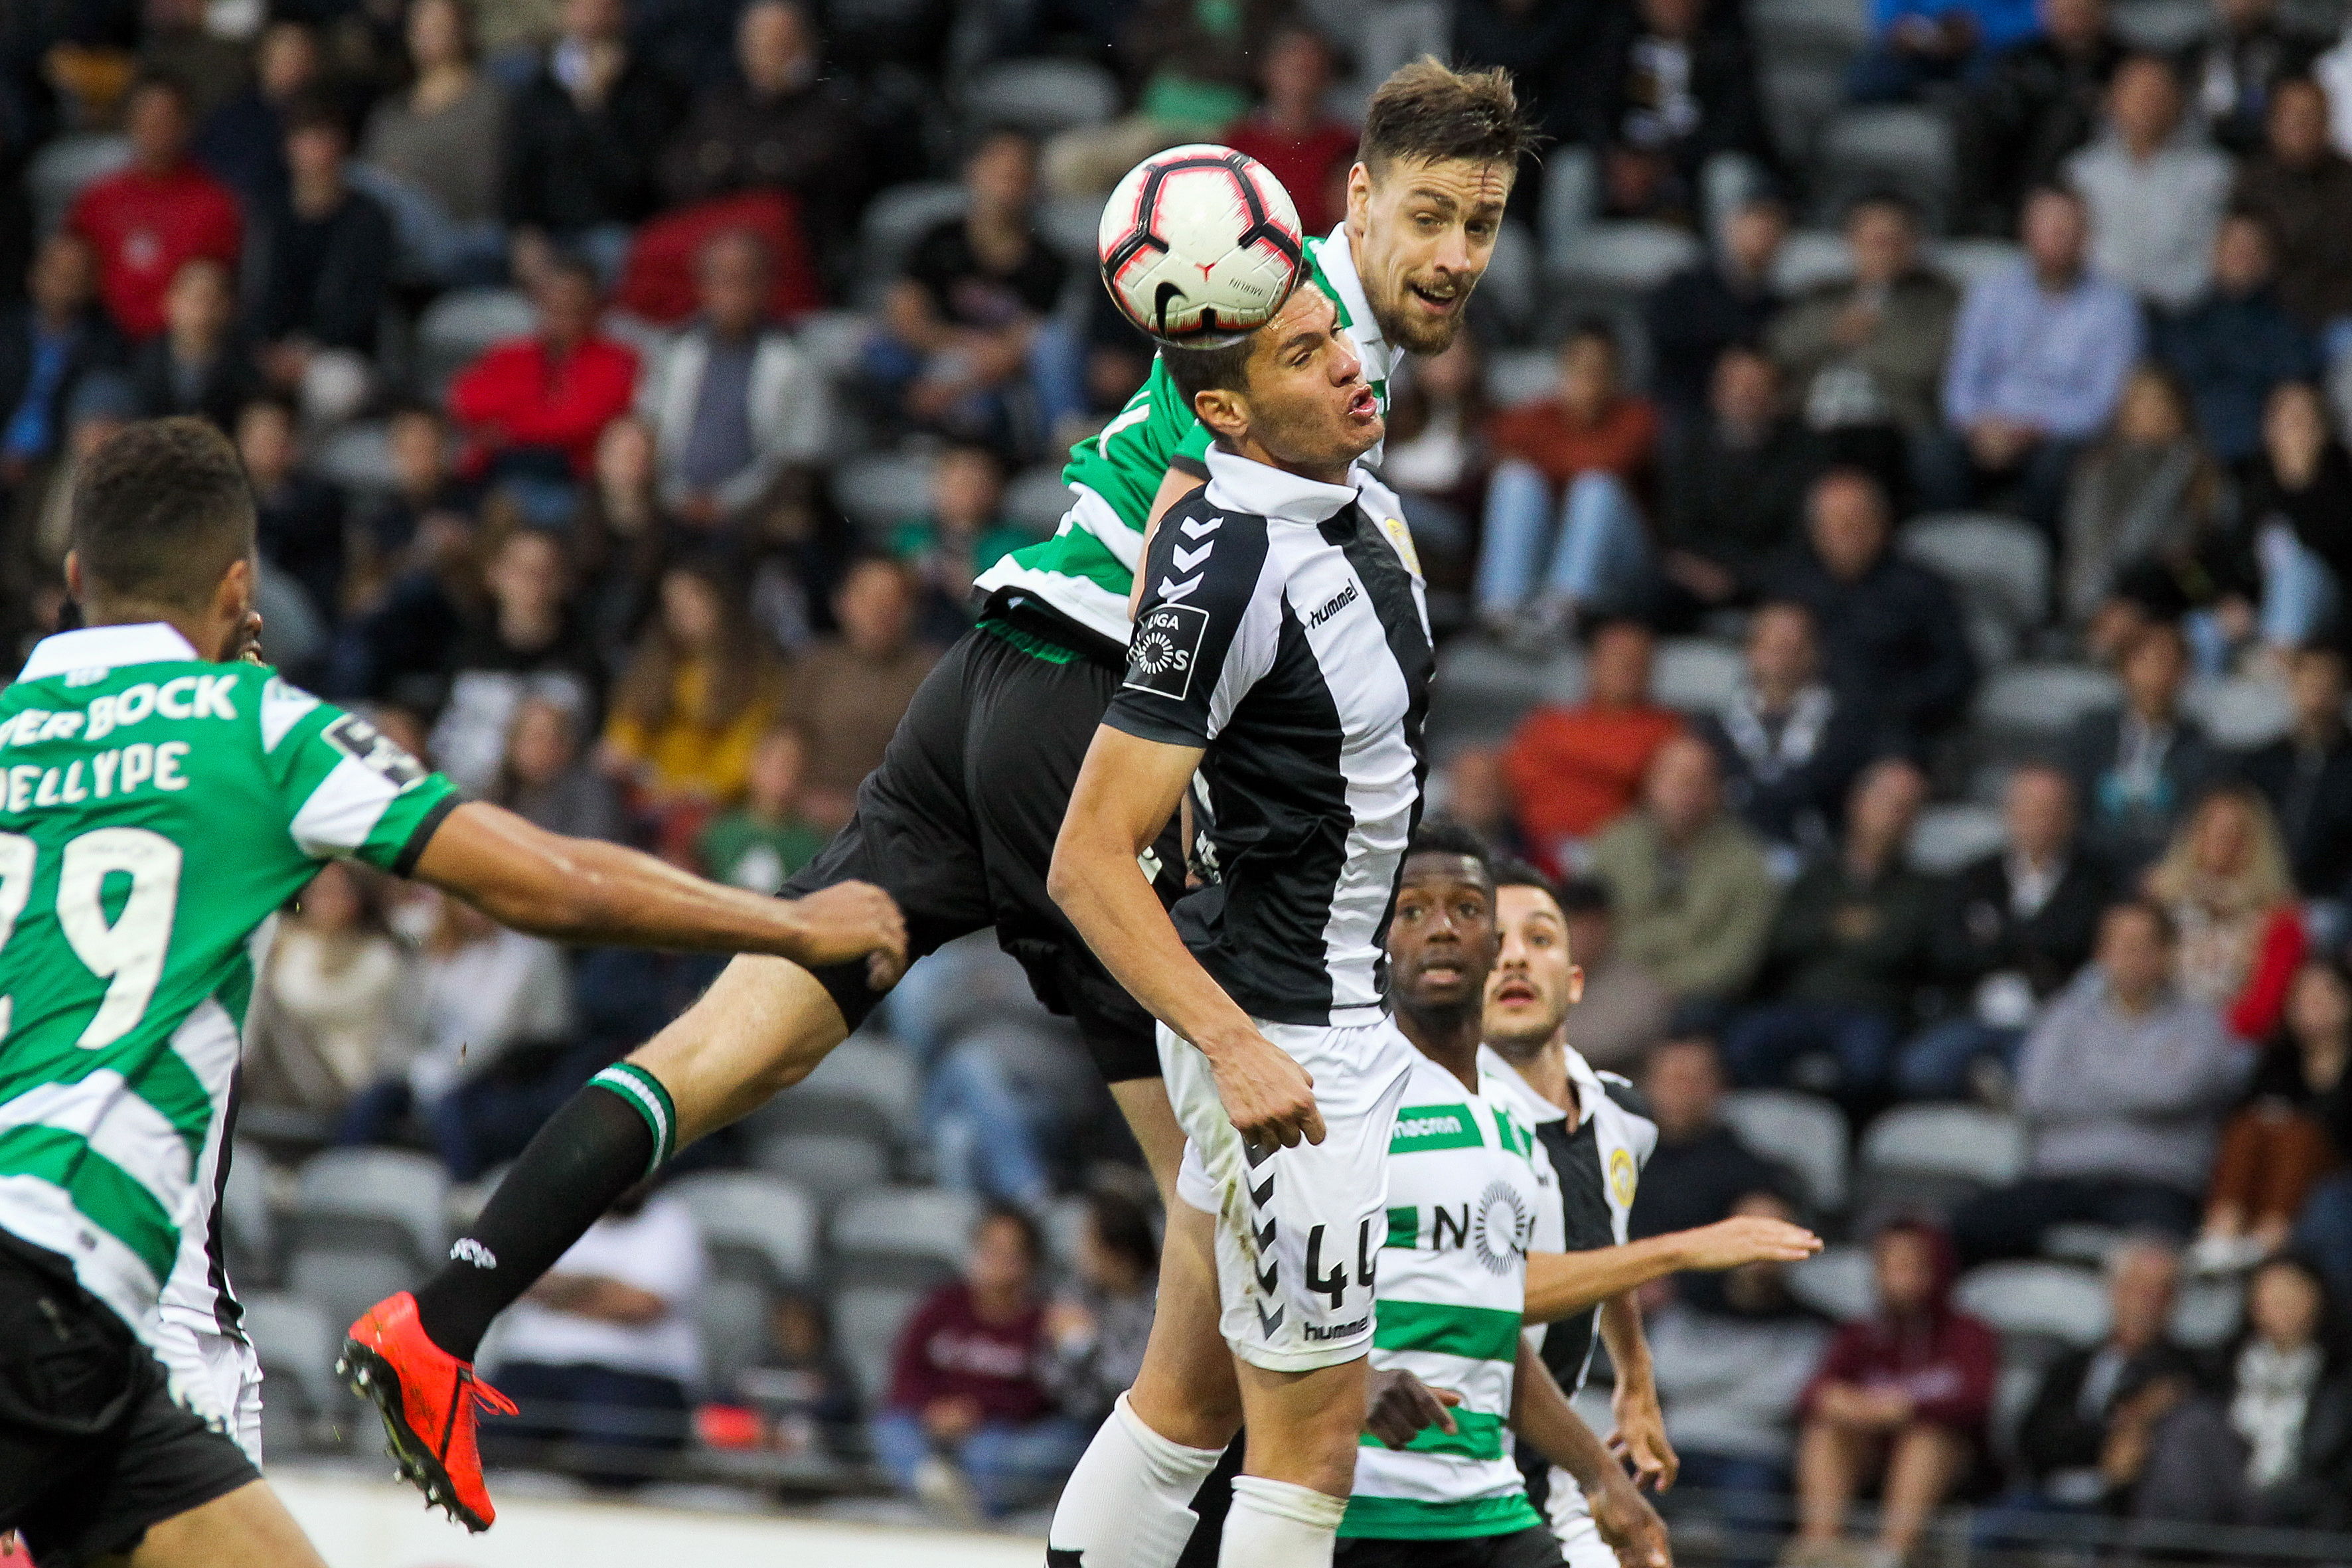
[1051,1200,1239,1568]
[1220,1358,1368,1563]
[1110,1076,1190,1212]
[104,1480,329,1568]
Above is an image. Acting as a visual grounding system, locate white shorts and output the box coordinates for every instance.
[151,1312,266,1466]
[1166,1014,1417,1372]
[1545,1470,1614,1568]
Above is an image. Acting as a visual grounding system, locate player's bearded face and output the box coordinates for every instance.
[1351,156,1512,355]
[1484,884,1576,1049]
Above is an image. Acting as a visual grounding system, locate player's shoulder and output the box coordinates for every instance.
[1148,484,1275,594]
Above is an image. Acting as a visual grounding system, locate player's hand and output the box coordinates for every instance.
[1610,1383,1679,1491]
[1200,1022,1323,1147]
[1363,1368,1460,1450]
[781,882,908,988]
[1590,1470,1673,1568]
[1674,1215,1821,1272]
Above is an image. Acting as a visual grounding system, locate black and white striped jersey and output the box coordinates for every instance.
[1103,444,1433,1028]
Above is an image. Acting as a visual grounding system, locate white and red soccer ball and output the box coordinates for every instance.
[1098,145,1306,347]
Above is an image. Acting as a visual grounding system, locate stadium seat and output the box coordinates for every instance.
[1042,1191,1094,1274]
[1771,230,1854,295]
[1476,220,1542,339]
[1720,1089,1848,1213]
[831,1186,979,1289]
[1907,802,2007,876]
[1427,641,1582,753]
[28,134,129,236]
[1751,0,1871,57]
[2183,673,2294,750]
[1758,62,1847,167]
[856,182,968,301]
[2112,0,2210,48]
[832,1283,928,1404]
[2171,1273,2242,1348]
[1038,195,1101,265]
[1972,663,2121,740]
[222,1140,279,1288]
[961,59,1120,135]
[1545,221,1703,297]
[1651,637,1745,717]
[668,1170,820,1289]
[414,287,536,400]
[1856,1103,2027,1214]
[786,1034,921,1137]
[1928,238,2026,291]
[1990,1346,2052,1462]
[751,1131,893,1208]
[1005,464,1074,532]
[311,421,399,497]
[696,1273,773,1392]
[793,307,872,380]
[239,1291,345,1452]
[1788,1245,1875,1320]
[2043,1223,2126,1265]
[287,1245,415,1345]
[1899,512,2050,635]
[1816,108,1956,229]
[1954,1260,2110,1348]
[290,1148,449,1267]
[1482,348,1559,410]
[833,451,935,540]
[1348,2,1449,110]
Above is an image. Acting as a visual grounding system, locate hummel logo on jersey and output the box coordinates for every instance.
[1306,580,1359,627]
[1123,603,1210,701]
[449,1237,497,1269]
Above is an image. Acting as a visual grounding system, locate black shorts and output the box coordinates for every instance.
[1336,1524,1565,1567]
[0,1235,258,1568]
[781,618,1184,1083]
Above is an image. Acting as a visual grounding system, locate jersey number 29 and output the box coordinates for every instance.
[0,828,182,1048]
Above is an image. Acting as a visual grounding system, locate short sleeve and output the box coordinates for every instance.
[263,677,461,872]
[1102,498,1277,748]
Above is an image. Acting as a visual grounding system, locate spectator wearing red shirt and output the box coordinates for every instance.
[870,1206,1088,1519]
[1474,320,1662,642]
[1790,1220,1998,1568]
[1503,618,1684,876]
[68,74,242,343]
[447,256,639,482]
[1220,27,1357,238]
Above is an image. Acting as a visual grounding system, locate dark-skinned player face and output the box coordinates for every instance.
[1387,852,1500,1016]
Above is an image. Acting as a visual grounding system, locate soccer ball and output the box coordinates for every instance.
[1098,145,1306,346]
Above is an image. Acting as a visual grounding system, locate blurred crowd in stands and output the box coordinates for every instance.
[5,0,2352,1551]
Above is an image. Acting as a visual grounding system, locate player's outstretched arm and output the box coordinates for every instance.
[1522,1215,1822,1325]
[1600,1293,1678,1492]
[412,801,907,984]
[1050,724,1324,1147]
[1509,1340,1673,1568]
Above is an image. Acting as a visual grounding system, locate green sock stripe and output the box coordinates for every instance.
[589,1063,676,1174]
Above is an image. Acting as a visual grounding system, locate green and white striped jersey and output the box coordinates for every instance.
[0,623,457,1342]
[1342,1052,1553,1542]
[973,223,1392,653]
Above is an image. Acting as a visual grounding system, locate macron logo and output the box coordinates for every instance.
[1307,581,1359,628]
[449,1238,497,1269]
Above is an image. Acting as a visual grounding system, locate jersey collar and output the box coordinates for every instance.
[19,621,201,680]
[1477,1044,1569,1126]
[1203,443,1360,528]
[1310,224,1381,357]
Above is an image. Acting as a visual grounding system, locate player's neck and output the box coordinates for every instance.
[76,601,230,662]
[1229,433,1352,489]
[1494,1030,1575,1117]
[1397,1000,1482,1091]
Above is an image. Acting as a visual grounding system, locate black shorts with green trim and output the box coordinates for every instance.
[1336,1524,1566,1568]
[779,612,1185,1083]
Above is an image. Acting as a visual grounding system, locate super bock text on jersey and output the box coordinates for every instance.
[0,623,457,1342]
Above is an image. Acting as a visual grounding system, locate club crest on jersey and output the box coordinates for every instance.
[1124,603,1209,701]
[1609,1146,1639,1209]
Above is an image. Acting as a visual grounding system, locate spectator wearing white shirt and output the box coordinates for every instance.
[635,228,829,525]
[2067,54,2234,309]
[486,1180,707,1486]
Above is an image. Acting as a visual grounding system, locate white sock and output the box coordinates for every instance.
[1046,1392,1226,1568]
[1219,1475,1348,1568]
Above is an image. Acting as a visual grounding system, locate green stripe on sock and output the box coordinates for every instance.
[589,1063,675,1174]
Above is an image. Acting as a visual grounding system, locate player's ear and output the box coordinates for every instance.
[1345,161,1373,232]
[62,549,84,603]
[1566,964,1585,1006]
[1192,386,1249,446]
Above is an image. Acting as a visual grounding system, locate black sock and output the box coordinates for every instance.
[412,1061,676,1362]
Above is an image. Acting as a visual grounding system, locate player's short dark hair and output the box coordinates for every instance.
[1491,856,1556,897]
[1407,817,1494,875]
[1162,335,1257,410]
[71,418,256,613]
[1358,58,1538,176]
